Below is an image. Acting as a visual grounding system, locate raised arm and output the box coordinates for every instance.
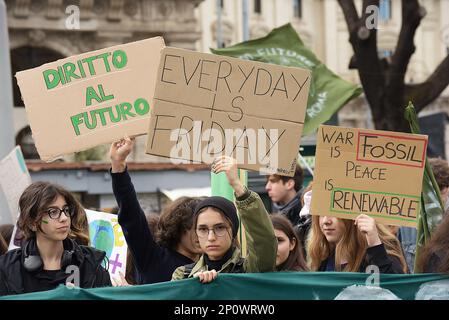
[110,137,157,273]
[212,156,277,273]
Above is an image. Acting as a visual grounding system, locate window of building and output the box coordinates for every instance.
[254,0,262,14]
[379,0,391,22]
[293,0,302,19]
[11,46,64,107]
[15,126,39,159]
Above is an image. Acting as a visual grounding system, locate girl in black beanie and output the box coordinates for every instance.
[172,156,277,283]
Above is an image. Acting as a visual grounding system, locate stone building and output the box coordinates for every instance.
[3,0,449,212]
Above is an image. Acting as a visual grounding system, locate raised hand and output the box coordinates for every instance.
[110,136,135,173]
[212,156,245,197]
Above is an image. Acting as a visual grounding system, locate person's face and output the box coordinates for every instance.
[275,229,295,267]
[265,176,292,204]
[319,216,345,244]
[180,226,202,255]
[196,208,233,261]
[36,195,71,242]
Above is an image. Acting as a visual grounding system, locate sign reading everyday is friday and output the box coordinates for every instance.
[311,125,428,228]
[16,37,165,161]
[146,47,311,176]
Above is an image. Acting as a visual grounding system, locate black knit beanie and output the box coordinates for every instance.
[194,196,239,238]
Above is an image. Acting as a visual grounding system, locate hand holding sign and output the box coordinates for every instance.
[212,156,246,198]
[354,214,381,247]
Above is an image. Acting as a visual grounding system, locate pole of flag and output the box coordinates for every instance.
[216,0,223,49]
[242,0,249,41]
[0,0,14,159]
[298,152,314,177]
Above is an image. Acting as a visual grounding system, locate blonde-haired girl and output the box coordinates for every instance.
[308,214,407,273]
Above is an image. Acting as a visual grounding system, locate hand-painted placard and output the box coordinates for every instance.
[0,146,32,224]
[311,125,428,227]
[86,209,127,277]
[145,47,311,176]
[16,37,165,161]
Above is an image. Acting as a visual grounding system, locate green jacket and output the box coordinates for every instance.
[172,190,277,280]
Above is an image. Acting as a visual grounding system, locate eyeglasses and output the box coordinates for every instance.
[44,206,74,220]
[196,224,229,238]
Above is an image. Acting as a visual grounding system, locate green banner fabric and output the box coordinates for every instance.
[405,102,445,272]
[211,170,248,253]
[211,172,235,200]
[2,272,448,300]
[211,23,363,136]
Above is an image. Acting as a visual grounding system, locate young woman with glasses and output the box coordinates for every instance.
[0,182,111,296]
[171,156,277,283]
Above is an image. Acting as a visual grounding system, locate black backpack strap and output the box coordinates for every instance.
[182,262,197,279]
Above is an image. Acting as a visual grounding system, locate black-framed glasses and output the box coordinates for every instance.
[196,224,229,238]
[44,206,74,220]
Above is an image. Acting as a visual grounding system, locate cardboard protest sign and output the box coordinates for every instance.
[86,209,127,278]
[16,37,165,161]
[0,146,32,224]
[145,47,311,176]
[311,125,428,227]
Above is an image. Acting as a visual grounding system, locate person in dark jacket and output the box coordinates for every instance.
[109,137,202,284]
[417,211,449,273]
[0,182,111,296]
[308,214,407,274]
[265,165,304,227]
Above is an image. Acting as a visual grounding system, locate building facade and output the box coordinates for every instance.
[3,0,449,211]
[197,0,449,130]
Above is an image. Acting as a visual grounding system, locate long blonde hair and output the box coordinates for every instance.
[307,215,407,273]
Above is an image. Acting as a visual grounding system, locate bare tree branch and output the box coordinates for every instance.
[339,1,385,114]
[389,0,425,87]
[405,54,449,113]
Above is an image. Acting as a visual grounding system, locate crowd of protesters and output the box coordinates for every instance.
[1,138,449,296]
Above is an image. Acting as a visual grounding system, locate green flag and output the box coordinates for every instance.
[211,23,363,135]
[405,102,445,272]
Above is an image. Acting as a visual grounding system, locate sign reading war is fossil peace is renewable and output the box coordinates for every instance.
[311,125,428,228]
[145,47,311,176]
[16,37,165,161]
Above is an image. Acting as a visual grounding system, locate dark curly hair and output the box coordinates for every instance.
[156,197,203,250]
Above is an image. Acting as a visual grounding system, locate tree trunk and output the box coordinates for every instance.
[337,0,449,133]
